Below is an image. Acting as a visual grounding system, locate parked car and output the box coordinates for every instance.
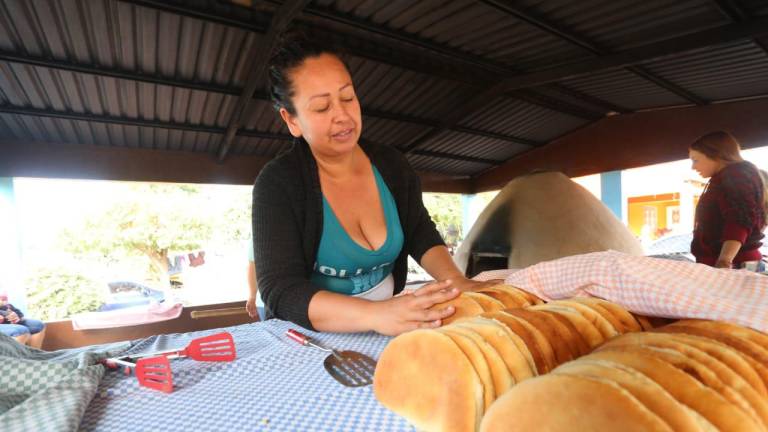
[646,232,768,262]
[99,281,165,312]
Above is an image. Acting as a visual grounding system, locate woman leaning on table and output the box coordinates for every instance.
[252,35,496,336]
[689,131,768,269]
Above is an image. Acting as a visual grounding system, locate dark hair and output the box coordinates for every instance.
[689,130,743,163]
[268,33,340,115]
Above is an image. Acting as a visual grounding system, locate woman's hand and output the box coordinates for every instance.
[715,258,734,269]
[368,280,460,336]
[6,311,20,324]
[245,296,259,319]
[449,276,505,292]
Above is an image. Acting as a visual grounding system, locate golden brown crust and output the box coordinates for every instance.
[373,330,482,432]
[550,300,619,340]
[530,304,604,351]
[492,284,544,305]
[475,286,531,309]
[585,347,763,432]
[480,373,673,432]
[567,297,628,334]
[483,311,550,374]
[504,309,576,364]
[671,320,768,351]
[431,294,485,325]
[463,292,506,313]
[456,317,536,383]
[638,333,768,397]
[600,337,768,429]
[445,324,515,399]
[603,331,768,397]
[654,325,768,402]
[437,327,496,413]
[553,359,704,432]
[569,297,642,332]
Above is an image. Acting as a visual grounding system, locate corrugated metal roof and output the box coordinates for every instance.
[362,117,431,149]
[561,68,693,110]
[407,152,489,176]
[345,55,477,121]
[459,96,589,142]
[515,0,727,52]
[1,0,767,179]
[421,129,530,161]
[641,40,768,102]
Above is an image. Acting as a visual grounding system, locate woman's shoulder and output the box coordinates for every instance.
[721,160,761,179]
[717,161,763,189]
[254,143,307,193]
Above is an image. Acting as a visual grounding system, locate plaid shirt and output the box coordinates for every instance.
[692,161,765,266]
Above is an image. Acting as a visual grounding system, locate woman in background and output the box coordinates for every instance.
[689,131,767,269]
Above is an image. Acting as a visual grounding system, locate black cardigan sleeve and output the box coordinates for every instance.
[252,163,322,331]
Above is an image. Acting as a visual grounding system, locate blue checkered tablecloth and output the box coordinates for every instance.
[79,320,414,431]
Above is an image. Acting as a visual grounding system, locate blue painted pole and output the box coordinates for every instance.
[0,178,26,311]
[600,171,623,220]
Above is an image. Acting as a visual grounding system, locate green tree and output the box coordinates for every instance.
[422,193,463,247]
[25,266,105,321]
[60,183,214,287]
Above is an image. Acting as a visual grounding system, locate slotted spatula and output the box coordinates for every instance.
[130,332,236,362]
[286,329,377,387]
[104,356,174,393]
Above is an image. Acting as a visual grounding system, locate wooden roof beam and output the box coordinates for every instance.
[217,0,309,162]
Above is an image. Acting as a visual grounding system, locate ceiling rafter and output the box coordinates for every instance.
[481,0,708,105]
[710,0,768,57]
[0,104,498,164]
[0,104,290,140]
[401,16,768,153]
[118,0,617,130]
[217,0,310,162]
[0,51,541,149]
[410,149,502,166]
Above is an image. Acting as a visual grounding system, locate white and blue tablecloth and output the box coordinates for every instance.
[80,320,413,431]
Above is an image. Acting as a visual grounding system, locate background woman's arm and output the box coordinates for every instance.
[716,240,742,268]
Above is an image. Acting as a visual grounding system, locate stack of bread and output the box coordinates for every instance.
[373,285,652,432]
[481,319,768,432]
[429,284,544,324]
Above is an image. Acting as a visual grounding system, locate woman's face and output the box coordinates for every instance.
[279,53,362,158]
[689,149,722,178]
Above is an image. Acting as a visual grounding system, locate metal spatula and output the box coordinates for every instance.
[286,329,377,387]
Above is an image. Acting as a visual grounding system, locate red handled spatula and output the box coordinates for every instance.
[104,356,174,393]
[131,332,236,362]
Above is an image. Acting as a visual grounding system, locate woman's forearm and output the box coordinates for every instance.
[418,245,465,281]
[247,261,258,298]
[717,240,742,267]
[307,291,376,332]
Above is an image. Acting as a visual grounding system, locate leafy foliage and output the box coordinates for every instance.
[25,266,105,321]
[422,193,463,247]
[59,183,217,285]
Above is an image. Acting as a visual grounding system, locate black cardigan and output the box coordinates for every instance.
[252,140,445,330]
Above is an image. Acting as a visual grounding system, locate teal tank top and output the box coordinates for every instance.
[311,166,404,295]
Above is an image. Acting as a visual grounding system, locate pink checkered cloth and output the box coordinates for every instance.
[473,250,768,333]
